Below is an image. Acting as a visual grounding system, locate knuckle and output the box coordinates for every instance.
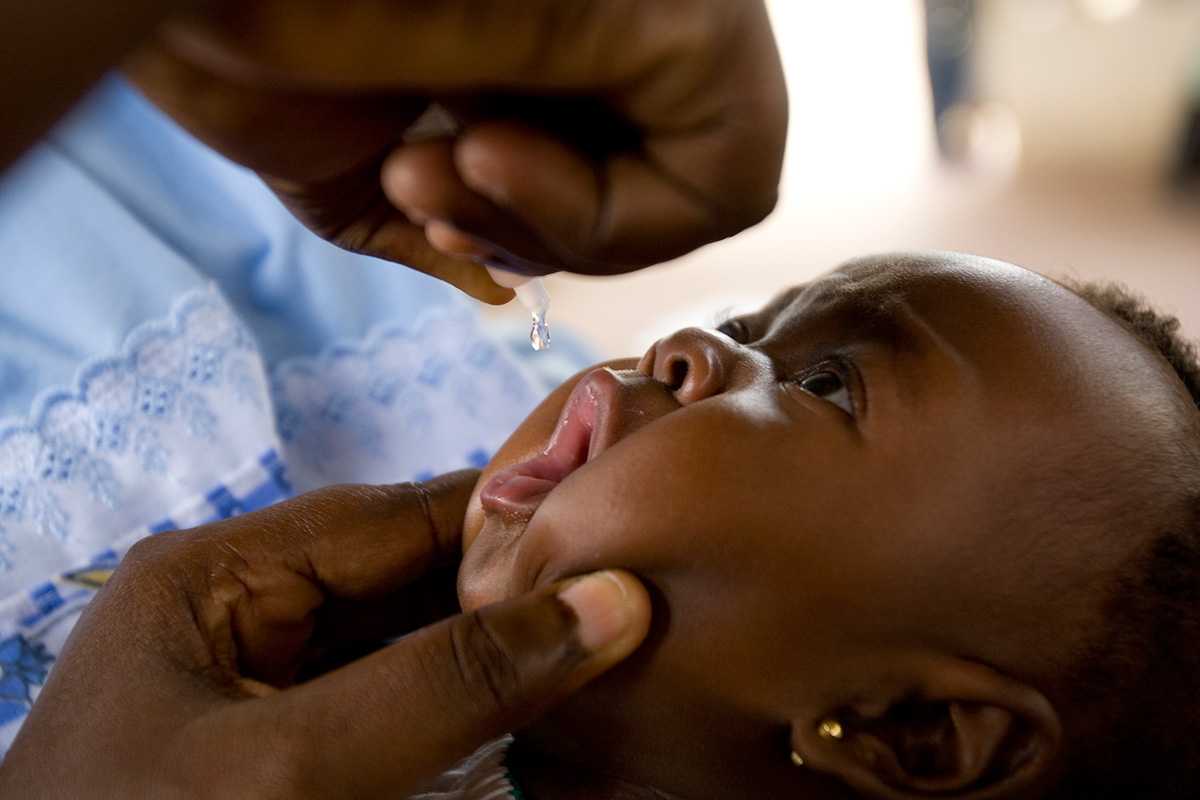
[378,475,475,561]
[447,611,523,715]
[121,531,185,575]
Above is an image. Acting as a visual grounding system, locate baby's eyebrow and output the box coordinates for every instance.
[764,277,946,362]
[777,284,950,411]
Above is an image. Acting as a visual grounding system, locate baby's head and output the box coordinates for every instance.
[459,252,1200,799]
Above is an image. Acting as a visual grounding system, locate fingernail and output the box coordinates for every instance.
[557,571,633,653]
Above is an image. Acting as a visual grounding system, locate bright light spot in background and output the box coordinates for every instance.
[1076,0,1142,23]
[764,0,935,205]
[994,0,1072,33]
[940,101,1024,178]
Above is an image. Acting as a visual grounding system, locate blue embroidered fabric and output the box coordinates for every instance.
[0,76,586,754]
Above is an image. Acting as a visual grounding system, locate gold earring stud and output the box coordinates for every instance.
[817,719,845,740]
[790,751,806,767]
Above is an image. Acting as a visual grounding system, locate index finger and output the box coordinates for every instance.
[191,471,482,681]
[193,469,478,603]
[177,470,477,657]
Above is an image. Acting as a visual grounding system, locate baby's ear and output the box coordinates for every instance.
[791,659,1062,799]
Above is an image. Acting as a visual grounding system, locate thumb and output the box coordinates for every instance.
[243,570,651,796]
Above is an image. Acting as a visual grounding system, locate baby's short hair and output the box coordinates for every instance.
[1053,282,1200,799]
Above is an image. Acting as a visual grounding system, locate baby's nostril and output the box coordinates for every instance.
[666,357,689,391]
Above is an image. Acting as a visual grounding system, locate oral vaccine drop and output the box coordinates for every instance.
[401,106,554,352]
[486,266,551,352]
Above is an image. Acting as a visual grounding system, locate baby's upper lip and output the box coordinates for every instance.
[576,367,637,461]
[480,368,668,517]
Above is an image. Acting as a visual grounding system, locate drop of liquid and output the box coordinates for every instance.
[529,311,551,351]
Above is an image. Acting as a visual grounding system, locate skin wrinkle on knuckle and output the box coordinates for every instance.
[412,479,455,562]
[398,479,437,533]
[448,611,524,718]
[178,563,243,683]
[206,553,257,626]
[386,478,459,565]
[162,532,273,683]
[201,534,260,609]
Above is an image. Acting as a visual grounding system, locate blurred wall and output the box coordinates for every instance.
[977,0,1200,180]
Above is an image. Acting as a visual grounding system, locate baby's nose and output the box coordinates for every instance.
[637,327,735,405]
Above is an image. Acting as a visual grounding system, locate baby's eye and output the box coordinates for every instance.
[716,318,750,343]
[796,369,854,415]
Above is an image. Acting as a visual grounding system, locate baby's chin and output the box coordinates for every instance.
[459,442,565,610]
[457,510,531,612]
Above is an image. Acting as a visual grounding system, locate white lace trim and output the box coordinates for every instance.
[0,285,275,587]
[271,304,542,493]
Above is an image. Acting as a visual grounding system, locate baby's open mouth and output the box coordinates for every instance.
[480,367,654,518]
[480,371,604,517]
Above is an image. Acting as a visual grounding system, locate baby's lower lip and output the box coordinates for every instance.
[479,457,567,517]
[480,375,600,517]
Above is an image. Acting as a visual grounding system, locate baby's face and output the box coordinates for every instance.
[458,253,1165,795]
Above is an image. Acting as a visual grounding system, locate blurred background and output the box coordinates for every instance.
[497,0,1200,358]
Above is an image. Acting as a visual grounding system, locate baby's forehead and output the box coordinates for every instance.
[762,253,1143,355]
[767,252,1044,318]
[762,252,1165,408]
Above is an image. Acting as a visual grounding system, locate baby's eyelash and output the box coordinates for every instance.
[791,355,866,419]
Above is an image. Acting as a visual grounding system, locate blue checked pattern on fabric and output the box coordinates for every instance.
[0,284,551,754]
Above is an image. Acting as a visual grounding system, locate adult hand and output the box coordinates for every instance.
[126,0,788,301]
[0,472,651,798]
